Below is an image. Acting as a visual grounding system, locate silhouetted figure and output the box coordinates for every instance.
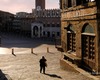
[39,56,47,74]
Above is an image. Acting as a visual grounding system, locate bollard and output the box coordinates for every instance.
[31,48,33,54]
[47,47,49,53]
[12,48,14,55]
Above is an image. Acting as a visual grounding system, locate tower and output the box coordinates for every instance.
[35,0,45,10]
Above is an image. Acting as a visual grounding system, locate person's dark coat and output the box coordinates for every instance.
[39,56,47,67]
[39,56,47,74]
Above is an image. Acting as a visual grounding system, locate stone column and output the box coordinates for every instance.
[96,22,100,73]
[41,27,43,37]
[96,0,100,73]
[76,29,82,58]
[38,26,40,38]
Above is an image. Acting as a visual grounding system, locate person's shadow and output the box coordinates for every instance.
[0,69,12,80]
[44,73,62,79]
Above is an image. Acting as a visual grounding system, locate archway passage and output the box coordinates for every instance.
[81,23,95,71]
[33,26,38,37]
[67,24,76,52]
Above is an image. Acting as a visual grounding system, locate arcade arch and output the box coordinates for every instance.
[31,23,43,38]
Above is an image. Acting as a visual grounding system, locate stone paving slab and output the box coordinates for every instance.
[0,32,99,80]
[0,49,97,80]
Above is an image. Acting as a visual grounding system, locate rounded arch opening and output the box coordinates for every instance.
[67,24,76,52]
[33,26,38,37]
[67,24,75,33]
[82,23,94,34]
[81,23,95,70]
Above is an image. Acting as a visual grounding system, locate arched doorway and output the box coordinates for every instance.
[31,22,43,38]
[67,24,76,52]
[81,23,95,71]
[33,26,38,37]
[47,31,50,37]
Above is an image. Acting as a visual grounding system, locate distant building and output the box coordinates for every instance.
[13,12,35,36]
[12,0,61,38]
[0,10,14,32]
[60,0,100,74]
[12,17,21,31]
[31,0,61,38]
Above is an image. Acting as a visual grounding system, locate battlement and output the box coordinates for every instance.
[32,8,61,18]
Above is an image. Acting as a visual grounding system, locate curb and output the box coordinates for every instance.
[60,58,99,80]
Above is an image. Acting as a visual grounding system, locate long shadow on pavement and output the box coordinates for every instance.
[1,36,55,48]
[0,69,12,80]
[44,73,62,79]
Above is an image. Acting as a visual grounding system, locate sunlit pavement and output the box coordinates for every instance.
[0,48,11,54]
[0,33,98,80]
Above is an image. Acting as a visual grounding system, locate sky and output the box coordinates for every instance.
[0,0,59,14]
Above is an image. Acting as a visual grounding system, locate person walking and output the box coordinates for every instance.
[39,56,47,74]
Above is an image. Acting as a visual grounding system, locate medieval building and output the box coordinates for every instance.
[60,0,100,73]
[0,11,14,32]
[13,0,61,38]
[14,12,35,36]
[31,0,61,38]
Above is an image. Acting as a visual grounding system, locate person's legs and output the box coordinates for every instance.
[40,66,42,73]
[43,67,45,74]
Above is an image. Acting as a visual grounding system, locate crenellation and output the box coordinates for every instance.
[32,8,60,18]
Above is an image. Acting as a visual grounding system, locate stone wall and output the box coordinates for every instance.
[60,1,100,73]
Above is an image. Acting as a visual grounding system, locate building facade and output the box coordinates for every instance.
[32,9,60,38]
[31,0,61,38]
[60,0,100,73]
[11,0,61,38]
[0,11,14,32]
[12,12,35,36]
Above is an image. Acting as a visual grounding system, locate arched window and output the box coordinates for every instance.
[82,23,94,33]
[82,23,95,60]
[67,24,76,52]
